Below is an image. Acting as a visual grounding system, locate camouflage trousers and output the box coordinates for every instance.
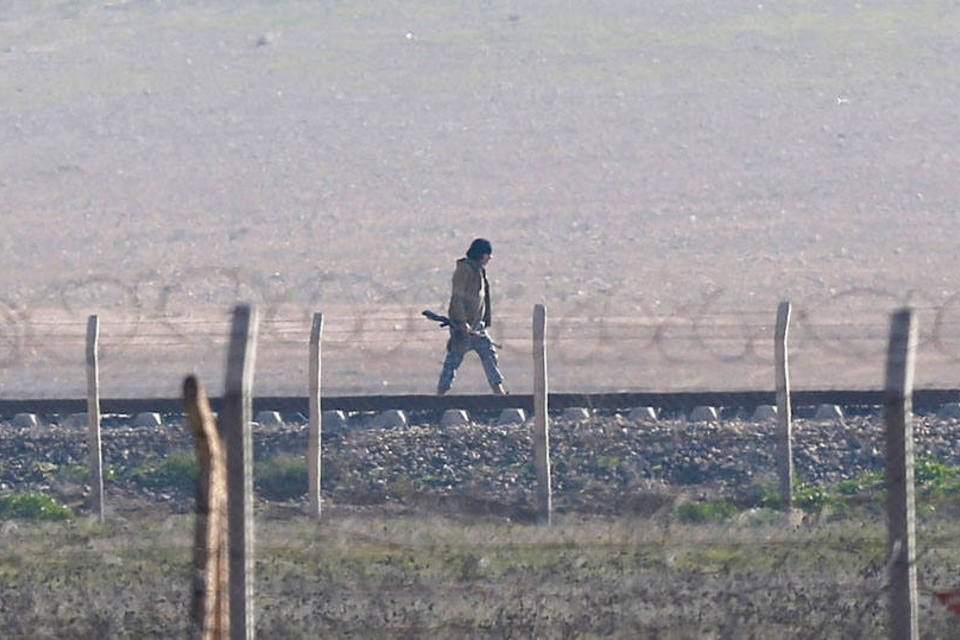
[437,330,504,394]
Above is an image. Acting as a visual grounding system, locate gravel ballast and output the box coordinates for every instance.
[2,412,959,517]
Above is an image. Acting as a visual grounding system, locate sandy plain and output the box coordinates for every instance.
[2,1,960,398]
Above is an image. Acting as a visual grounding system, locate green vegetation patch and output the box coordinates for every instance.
[794,483,840,514]
[56,463,91,484]
[0,492,73,520]
[255,453,307,500]
[677,499,737,524]
[915,458,960,498]
[737,459,960,519]
[742,481,784,510]
[131,449,197,494]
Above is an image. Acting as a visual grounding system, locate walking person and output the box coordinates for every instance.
[436,238,507,395]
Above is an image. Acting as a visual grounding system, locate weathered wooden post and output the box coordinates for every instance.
[884,307,918,640]
[86,314,104,523]
[307,312,323,520]
[184,375,229,640]
[774,301,793,509]
[220,305,258,640]
[532,304,552,525]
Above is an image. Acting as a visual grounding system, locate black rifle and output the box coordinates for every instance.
[422,310,502,348]
[421,309,453,327]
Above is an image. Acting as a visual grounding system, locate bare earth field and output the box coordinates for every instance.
[2,1,960,397]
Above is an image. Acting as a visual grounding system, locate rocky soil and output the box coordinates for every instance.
[3,410,959,519]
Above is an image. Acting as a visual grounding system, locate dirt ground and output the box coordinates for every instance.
[2,1,960,397]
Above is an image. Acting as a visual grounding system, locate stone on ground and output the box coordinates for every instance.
[689,406,718,422]
[562,407,591,421]
[255,410,284,427]
[937,402,960,420]
[628,406,657,422]
[497,408,526,425]
[813,404,844,421]
[377,409,407,428]
[63,413,88,428]
[440,409,470,427]
[132,412,162,427]
[11,413,38,428]
[750,405,778,422]
[322,410,349,432]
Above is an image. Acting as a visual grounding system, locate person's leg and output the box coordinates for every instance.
[437,337,467,395]
[474,334,506,394]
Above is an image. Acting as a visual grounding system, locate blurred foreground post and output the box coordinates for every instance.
[184,376,229,639]
[774,301,793,509]
[85,314,104,523]
[884,307,918,640]
[308,312,324,520]
[532,304,552,525]
[221,305,259,640]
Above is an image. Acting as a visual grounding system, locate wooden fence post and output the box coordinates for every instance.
[532,304,552,525]
[884,307,918,640]
[774,301,793,509]
[184,375,229,639]
[86,314,104,523]
[221,305,258,640]
[308,312,323,520]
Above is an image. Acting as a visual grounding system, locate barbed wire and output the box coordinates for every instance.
[3,271,960,369]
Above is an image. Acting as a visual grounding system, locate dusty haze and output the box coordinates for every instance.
[2,1,959,398]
